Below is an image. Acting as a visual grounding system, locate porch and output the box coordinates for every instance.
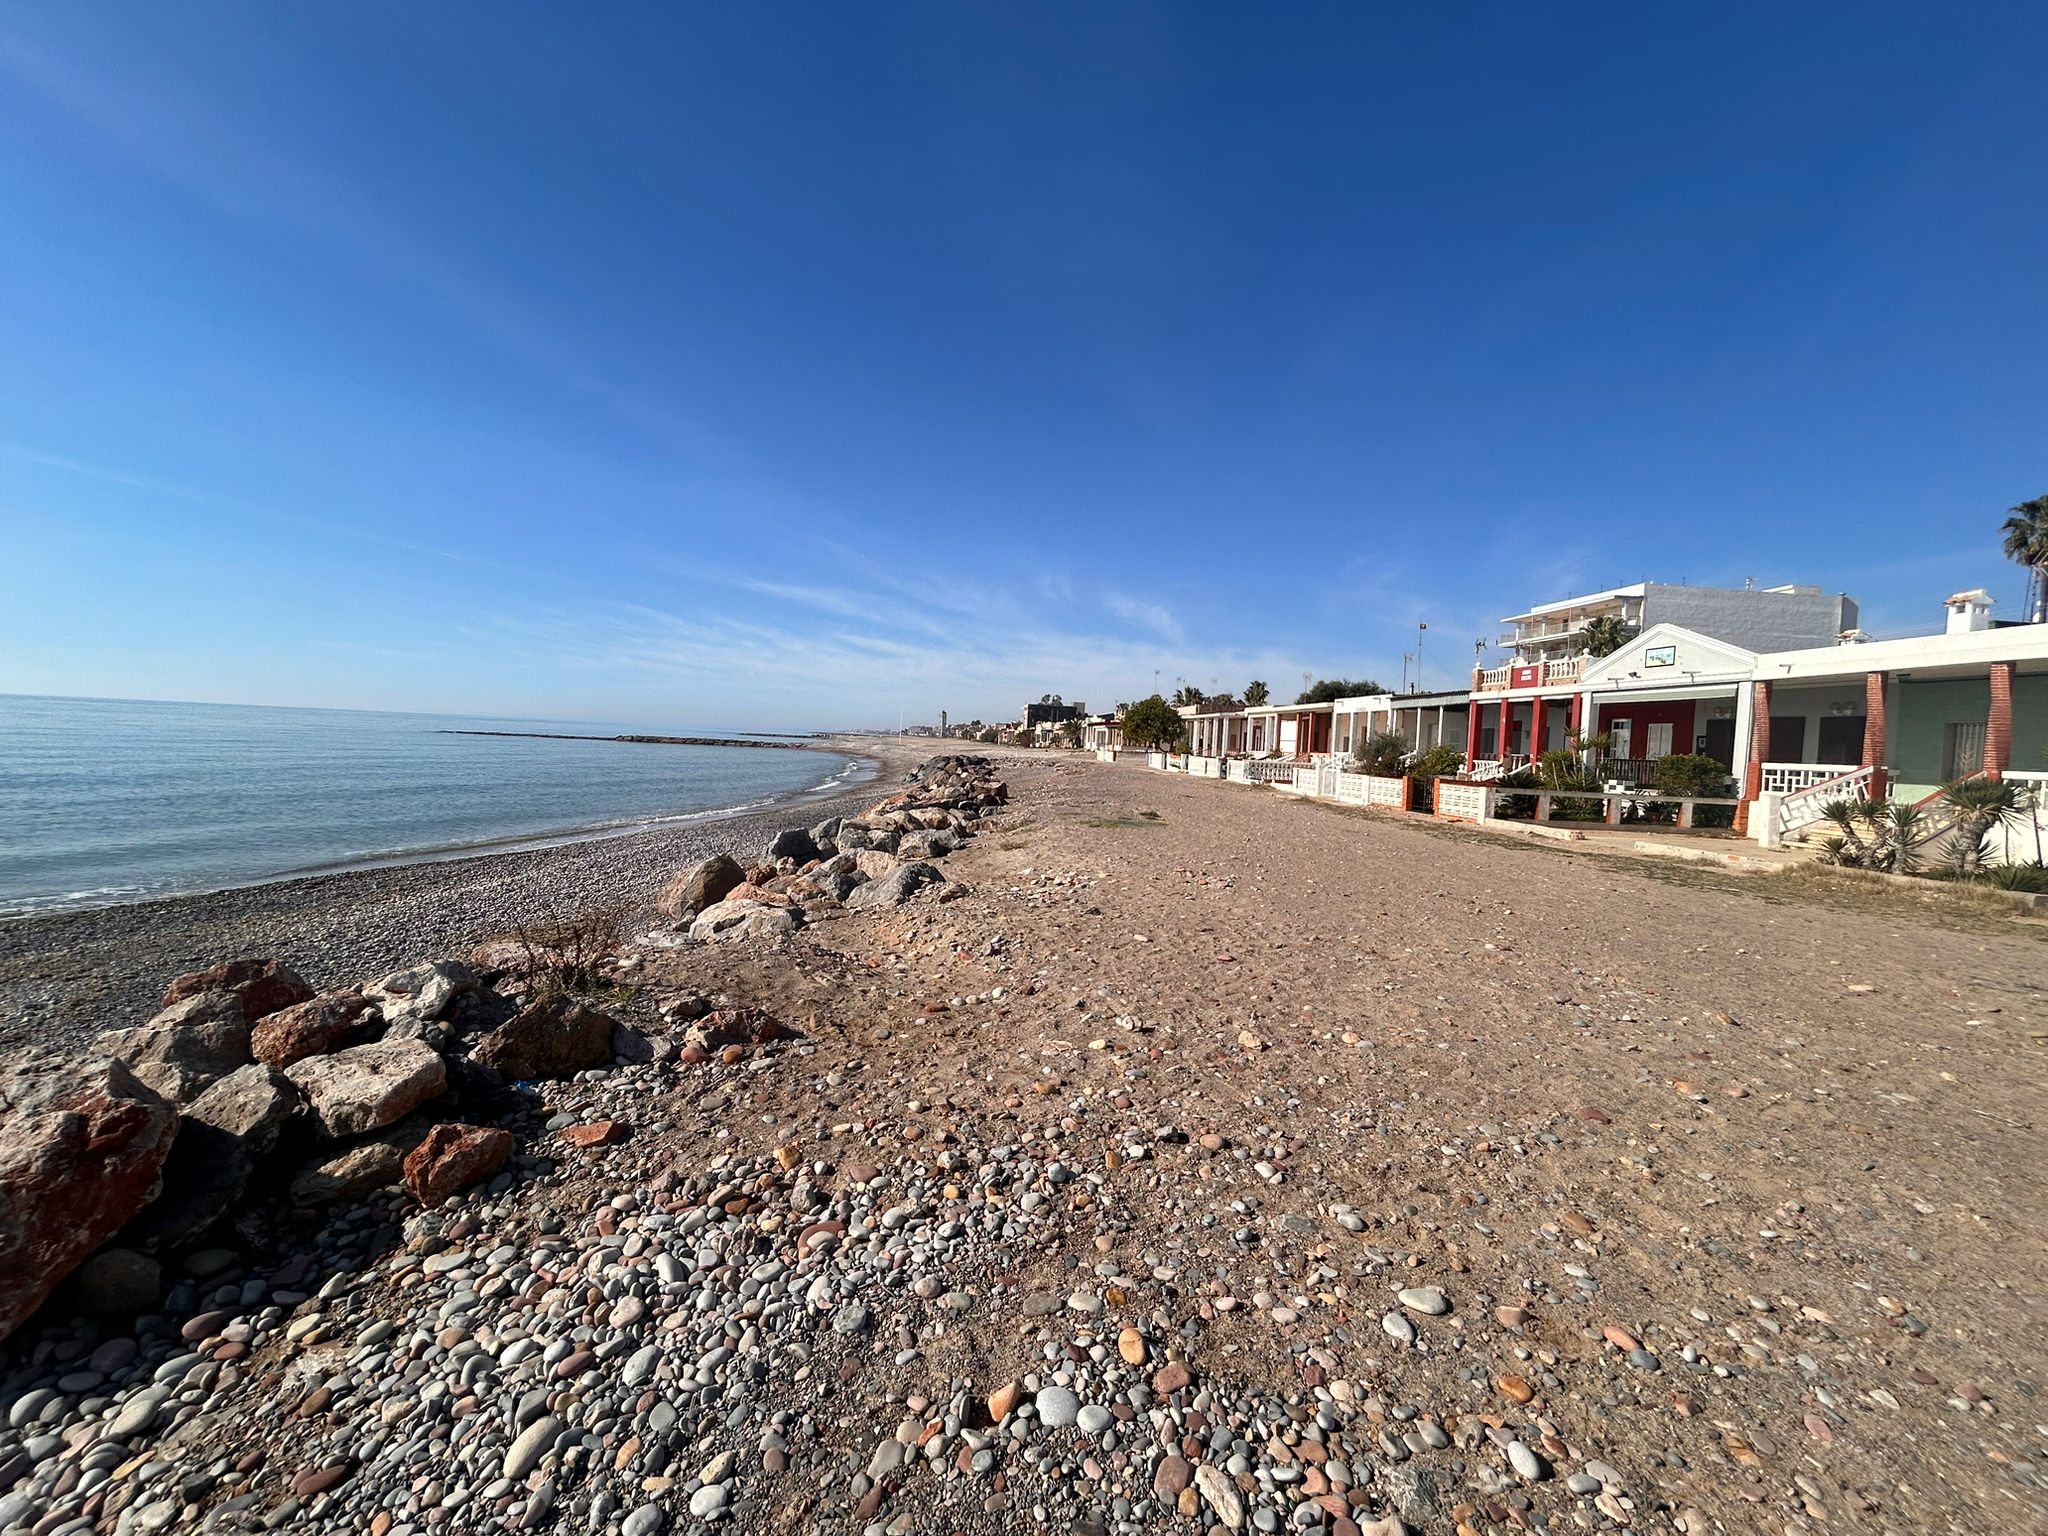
[1738,629,2048,846]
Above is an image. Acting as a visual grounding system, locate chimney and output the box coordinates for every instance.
[1945,590,1993,635]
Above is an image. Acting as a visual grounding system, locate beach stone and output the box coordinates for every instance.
[92,1021,250,1105]
[75,1247,161,1315]
[1034,1386,1080,1427]
[161,959,313,1023]
[504,1414,561,1480]
[0,1050,179,1340]
[285,1040,446,1137]
[560,1120,627,1148]
[1154,1456,1194,1498]
[1194,1462,1245,1528]
[682,1007,799,1057]
[120,1063,298,1251]
[1507,1440,1546,1481]
[403,1123,513,1207]
[844,861,943,910]
[1398,1287,1449,1316]
[251,992,378,1068]
[657,854,746,920]
[472,994,618,1080]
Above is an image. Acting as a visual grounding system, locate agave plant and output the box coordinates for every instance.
[1815,797,1925,873]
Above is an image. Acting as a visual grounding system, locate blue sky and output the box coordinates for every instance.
[2,4,2044,730]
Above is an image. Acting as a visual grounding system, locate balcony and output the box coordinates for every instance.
[1473,655,1586,693]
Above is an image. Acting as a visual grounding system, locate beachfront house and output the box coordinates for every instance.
[1181,699,1249,764]
[1467,580,1861,773]
[1332,689,1470,761]
[1243,700,1333,761]
[1741,590,2048,844]
[1082,712,1124,753]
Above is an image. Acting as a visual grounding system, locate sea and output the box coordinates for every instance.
[0,694,869,917]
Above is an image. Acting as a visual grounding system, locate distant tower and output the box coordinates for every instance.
[940,710,948,738]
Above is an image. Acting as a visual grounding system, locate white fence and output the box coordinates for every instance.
[1434,781,1740,828]
[1331,771,1409,808]
[1244,760,1299,785]
[1759,761,1859,794]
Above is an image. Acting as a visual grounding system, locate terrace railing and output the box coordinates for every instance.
[1774,765,1874,840]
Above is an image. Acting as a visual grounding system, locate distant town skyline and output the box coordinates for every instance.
[3,5,2043,730]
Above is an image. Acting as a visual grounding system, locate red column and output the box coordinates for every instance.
[1531,697,1549,761]
[1742,680,1773,802]
[1568,693,1584,739]
[1987,661,2015,779]
[1497,698,1512,761]
[1465,701,1482,767]
[1861,671,1888,802]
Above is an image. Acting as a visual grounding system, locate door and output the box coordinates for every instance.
[1701,717,1735,767]
[1609,718,1632,758]
[1816,715,1865,766]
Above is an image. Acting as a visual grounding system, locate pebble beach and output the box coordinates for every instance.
[1,744,2044,1536]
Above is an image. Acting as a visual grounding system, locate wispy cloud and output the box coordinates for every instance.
[1102,591,1184,643]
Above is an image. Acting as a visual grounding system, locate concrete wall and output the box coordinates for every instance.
[1645,584,1853,653]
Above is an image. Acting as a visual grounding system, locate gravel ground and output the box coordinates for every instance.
[0,740,917,1052]
[3,746,2046,1536]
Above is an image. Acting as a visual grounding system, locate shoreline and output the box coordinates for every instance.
[436,729,819,749]
[0,736,917,1046]
[0,741,873,924]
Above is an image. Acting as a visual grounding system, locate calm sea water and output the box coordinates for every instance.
[0,695,865,916]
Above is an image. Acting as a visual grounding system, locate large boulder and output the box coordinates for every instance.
[91,1021,250,1105]
[367,961,477,1026]
[251,992,378,1069]
[402,1124,513,1208]
[690,899,802,943]
[844,861,943,910]
[809,817,843,854]
[853,850,900,880]
[161,959,313,1024]
[471,994,618,1081]
[148,991,245,1028]
[119,1063,300,1253]
[656,854,746,920]
[0,1052,179,1340]
[898,828,962,860]
[764,827,820,865]
[288,1130,424,1206]
[285,1040,447,1138]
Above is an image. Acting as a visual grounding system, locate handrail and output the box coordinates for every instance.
[1777,765,1874,835]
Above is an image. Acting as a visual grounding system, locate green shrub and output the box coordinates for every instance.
[1651,753,1733,798]
[1406,744,1464,780]
[1350,732,1408,776]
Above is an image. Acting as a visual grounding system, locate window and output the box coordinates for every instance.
[1644,722,1674,759]
[1943,721,1986,780]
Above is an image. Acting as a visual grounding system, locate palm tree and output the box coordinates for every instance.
[2002,494,2048,623]
[1242,680,1270,707]
[1579,614,1635,657]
